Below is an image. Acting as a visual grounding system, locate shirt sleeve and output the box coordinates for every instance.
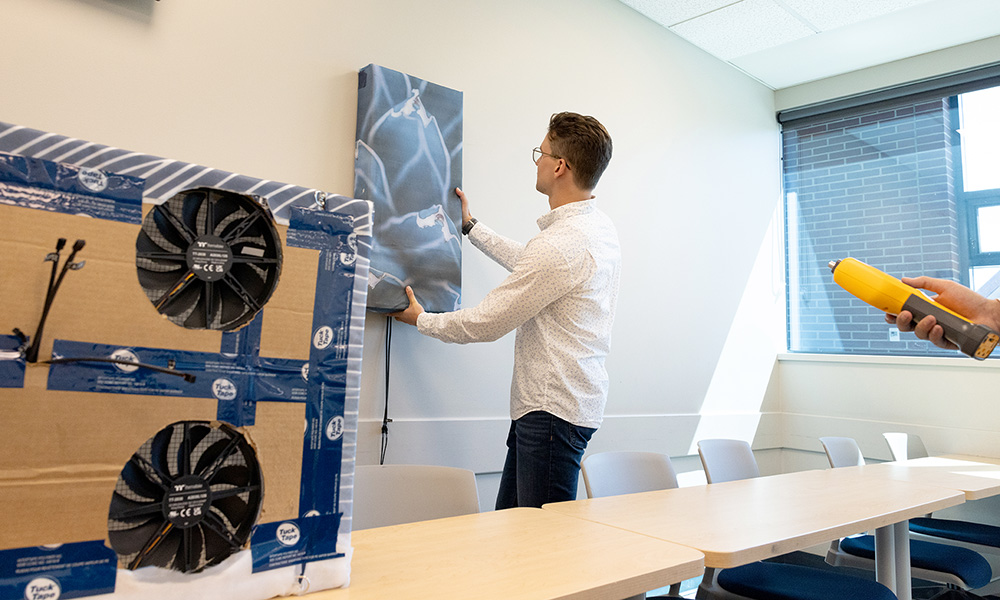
[468,222,524,273]
[417,236,581,344]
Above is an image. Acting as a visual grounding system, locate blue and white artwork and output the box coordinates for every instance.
[355,64,463,313]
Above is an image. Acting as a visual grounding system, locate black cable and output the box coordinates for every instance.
[45,238,67,306]
[24,238,66,362]
[380,316,392,465]
[26,239,84,363]
[43,357,197,383]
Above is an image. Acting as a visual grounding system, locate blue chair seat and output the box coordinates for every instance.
[717,561,896,600]
[840,535,992,589]
[910,517,1000,548]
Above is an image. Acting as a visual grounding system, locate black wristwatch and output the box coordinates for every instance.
[462,217,478,236]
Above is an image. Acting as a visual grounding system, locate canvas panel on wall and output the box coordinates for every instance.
[355,63,463,313]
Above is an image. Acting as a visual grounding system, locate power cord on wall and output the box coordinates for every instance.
[380,316,392,465]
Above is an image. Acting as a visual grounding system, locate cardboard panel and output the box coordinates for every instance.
[0,202,311,550]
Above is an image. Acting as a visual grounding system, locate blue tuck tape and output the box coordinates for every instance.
[0,335,25,388]
[45,339,309,428]
[0,541,116,600]
[287,208,359,523]
[264,204,370,570]
[0,152,143,224]
[250,514,343,573]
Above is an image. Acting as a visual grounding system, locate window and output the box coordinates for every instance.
[782,71,1000,357]
[960,86,1000,296]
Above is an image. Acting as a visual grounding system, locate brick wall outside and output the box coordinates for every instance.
[783,98,962,355]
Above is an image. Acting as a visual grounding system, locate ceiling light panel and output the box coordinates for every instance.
[778,0,935,31]
[618,0,741,27]
[669,0,815,60]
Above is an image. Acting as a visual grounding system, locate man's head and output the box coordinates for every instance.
[545,112,613,192]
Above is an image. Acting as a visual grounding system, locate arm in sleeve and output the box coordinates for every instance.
[417,237,579,343]
[468,222,525,273]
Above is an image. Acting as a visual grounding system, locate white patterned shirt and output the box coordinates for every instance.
[416,199,621,428]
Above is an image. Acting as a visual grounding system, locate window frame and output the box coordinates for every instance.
[779,64,1000,358]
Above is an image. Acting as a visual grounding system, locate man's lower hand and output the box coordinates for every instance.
[389,285,424,326]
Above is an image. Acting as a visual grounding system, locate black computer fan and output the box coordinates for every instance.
[107,420,264,573]
[136,187,282,331]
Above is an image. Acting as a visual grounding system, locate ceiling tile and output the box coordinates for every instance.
[617,0,740,27]
[779,0,935,31]
[731,0,1000,88]
[669,0,815,60]
[619,0,740,27]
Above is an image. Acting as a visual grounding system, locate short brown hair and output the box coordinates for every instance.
[546,112,613,191]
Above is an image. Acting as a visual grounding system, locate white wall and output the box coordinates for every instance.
[775,35,1000,111]
[3,0,781,507]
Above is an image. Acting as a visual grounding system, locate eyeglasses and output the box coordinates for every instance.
[532,147,562,164]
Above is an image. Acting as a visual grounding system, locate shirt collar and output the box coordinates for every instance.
[537,199,596,230]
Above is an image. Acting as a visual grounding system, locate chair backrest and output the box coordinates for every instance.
[697,439,760,484]
[819,436,866,468]
[351,464,480,530]
[883,432,930,461]
[581,451,679,498]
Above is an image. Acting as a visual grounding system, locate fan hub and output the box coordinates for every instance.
[185,234,232,282]
[163,474,212,528]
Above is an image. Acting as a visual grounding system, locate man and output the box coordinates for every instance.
[390,112,621,509]
[888,276,1000,349]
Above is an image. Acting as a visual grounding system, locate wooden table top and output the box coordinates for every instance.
[544,467,964,568]
[866,456,1000,500]
[309,507,704,600]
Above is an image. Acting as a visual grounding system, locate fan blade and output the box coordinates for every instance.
[193,438,240,479]
[199,521,237,569]
[219,209,263,242]
[201,192,217,237]
[136,250,187,262]
[119,458,167,500]
[180,524,206,573]
[154,272,198,315]
[144,212,188,254]
[157,201,198,245]
[135,525,182,570]
[108,519,164,556]
[212,205,249,238]
[211,494,252,529]
[178,192,207,239]
[137,267,188,293]
[203,281,216,330]
[230,253,279,266]
[202,511,243,546]
[220,271,263,319]
[177,422,212,477]
[229,262,267,294]
[108,491,162,524]
[210,464,251,487]
[150,425,178,480]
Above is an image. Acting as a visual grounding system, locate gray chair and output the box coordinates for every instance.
[819,436,991,590]
[883,432,929,461]
[351,464,480,530]
[581,451,684,597]
[695,439,896,600]
[883,432,1000,560]
[582,451,680,498]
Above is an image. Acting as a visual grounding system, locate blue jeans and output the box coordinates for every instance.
[495,411,596,510]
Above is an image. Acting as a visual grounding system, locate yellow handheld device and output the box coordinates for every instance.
[829,257,1000,360]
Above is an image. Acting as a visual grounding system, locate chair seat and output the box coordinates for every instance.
[910,517,1000,549]
[717,562,896,600]
[840,535,992,589]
